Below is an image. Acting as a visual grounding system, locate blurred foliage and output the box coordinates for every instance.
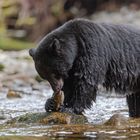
[0,63,4,71]
[0,0,35,50]
[0,0,72,47]
[0,37,34,51]
[0,0,139,50]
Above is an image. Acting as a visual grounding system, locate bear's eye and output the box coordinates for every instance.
[54,74,61,80]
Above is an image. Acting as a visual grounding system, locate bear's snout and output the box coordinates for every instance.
[50,78,64,93]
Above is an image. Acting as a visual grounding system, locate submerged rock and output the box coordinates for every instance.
[7,112,87,125]
[104,114,128,127]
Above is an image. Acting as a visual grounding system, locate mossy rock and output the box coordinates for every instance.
[40,112,87,124]
[7,112,48,124]
[7,112,87,125]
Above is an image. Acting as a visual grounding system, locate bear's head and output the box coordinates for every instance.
[29,33,78,92]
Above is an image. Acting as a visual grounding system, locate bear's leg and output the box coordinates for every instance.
[62,84,97,115]
[61,96,86,115]
[127,90,140,117]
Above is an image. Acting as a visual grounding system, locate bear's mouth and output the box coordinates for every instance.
[50,78,64,93]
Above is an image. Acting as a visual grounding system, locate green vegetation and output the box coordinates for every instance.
[0,37,34,51]
[35,75,44,82]
[0,21,34,51]
[0,64,5,71]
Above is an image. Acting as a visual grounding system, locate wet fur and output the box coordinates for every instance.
[31,19,140,115]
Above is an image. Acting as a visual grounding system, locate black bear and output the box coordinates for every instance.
[29,19,140,117]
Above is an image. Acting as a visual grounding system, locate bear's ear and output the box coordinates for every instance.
[51,38,61,54]
[29,48,36,59]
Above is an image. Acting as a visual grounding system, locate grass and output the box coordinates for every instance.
[0,37,34,51]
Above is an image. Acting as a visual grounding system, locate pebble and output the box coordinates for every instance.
[7,89,22,98]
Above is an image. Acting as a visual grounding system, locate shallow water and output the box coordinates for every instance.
[0,88,128,124]
[0,86,129,138]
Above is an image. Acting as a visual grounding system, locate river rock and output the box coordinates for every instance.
[104,114,128,127]
[7,112,87,125]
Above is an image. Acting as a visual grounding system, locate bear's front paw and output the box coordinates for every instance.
[45,98,56,112]
[45,97,64,112]
[73,107,84,115]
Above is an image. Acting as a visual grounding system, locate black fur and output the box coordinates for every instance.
[30,19,140,116]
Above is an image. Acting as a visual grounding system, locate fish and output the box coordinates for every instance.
[53,90,64,111]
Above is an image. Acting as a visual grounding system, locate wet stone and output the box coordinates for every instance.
[7,112,87,125]
[104,114,129,127]
[0,114,6,120]
[40,112,87,125]
[40,112,71,124]
[7,89,22,98]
